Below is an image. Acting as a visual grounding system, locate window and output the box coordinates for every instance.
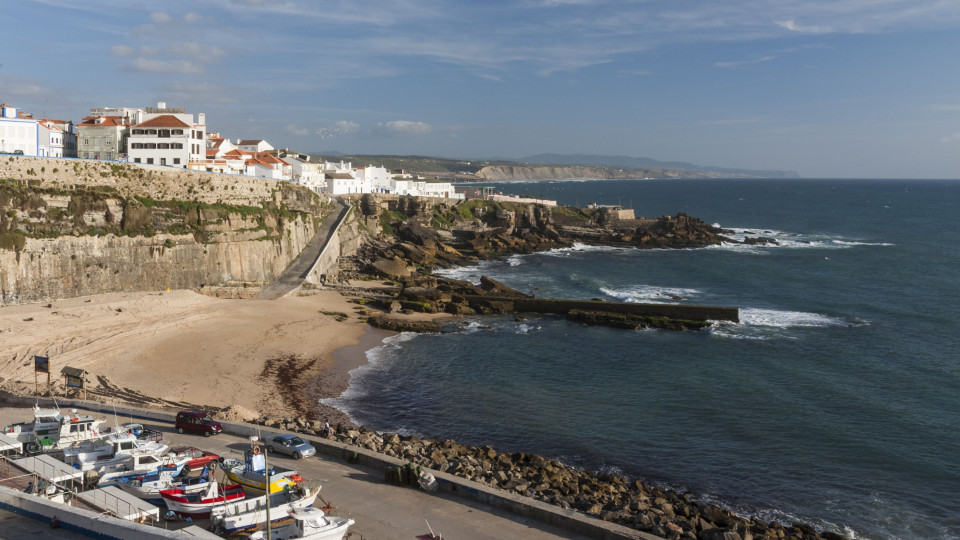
[134,158,141,163]
[147,158,154,164]
[172,129,184,135]
[158,143,169,149]
[105,136,111,144]
[159,130,170,138]
[173,158,181,165]
[83,138,89,145]
[172,143,183,149]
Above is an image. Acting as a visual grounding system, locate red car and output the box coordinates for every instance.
[169,446,221,470]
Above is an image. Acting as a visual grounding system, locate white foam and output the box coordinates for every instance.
[713,227,894,252]
[542,242,625,256]
[739,308,848,328]
[600,285,702,303]
[506,255,524,266]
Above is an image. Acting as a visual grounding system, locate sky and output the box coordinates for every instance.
[3,0,960,178]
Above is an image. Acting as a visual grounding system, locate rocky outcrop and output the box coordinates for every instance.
[258,414,837,540]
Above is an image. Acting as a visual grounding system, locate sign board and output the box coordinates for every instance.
[65,375,84,388]
[34,356,49,373]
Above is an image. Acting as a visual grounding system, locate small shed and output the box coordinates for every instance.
[60,366,89,399]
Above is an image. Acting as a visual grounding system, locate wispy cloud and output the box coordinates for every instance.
[715,55,776,68]
[775,20,832,34]
[380,121,432,136]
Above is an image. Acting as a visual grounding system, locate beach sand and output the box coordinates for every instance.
[0,287,423,427]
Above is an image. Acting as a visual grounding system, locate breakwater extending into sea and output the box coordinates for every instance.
[324,179,960,540]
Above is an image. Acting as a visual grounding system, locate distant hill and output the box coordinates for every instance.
[308,152,798,180]
[521,153,799,178]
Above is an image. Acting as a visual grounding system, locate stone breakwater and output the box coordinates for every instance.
[257,415,846,540]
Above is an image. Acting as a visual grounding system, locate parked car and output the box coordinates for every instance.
[174,411,222,437]
[266,434,316,460]
[168,446,221,470]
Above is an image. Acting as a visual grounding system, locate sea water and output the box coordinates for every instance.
[323,179,960,539]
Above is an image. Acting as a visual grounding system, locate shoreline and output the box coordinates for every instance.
[308,324,395,428]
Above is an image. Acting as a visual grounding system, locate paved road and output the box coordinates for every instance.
[0,406,591,540]
[255,201,350,300]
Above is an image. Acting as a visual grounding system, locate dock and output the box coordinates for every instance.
[75,485,160,521]
[10,454,84,484]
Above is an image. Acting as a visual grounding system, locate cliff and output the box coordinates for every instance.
[0,157,331,305]
[475,164,698,181]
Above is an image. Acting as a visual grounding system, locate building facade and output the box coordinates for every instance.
[76,116,129,160]
[127,103,206,167]
[0,104,38,155]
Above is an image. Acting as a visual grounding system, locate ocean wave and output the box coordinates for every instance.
[712,228,894,252]
[541,242,626,256]
[600,285,702,303]
[739,308,849,328]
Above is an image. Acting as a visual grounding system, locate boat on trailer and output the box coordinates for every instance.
[160,479,245,518]
[209,483,321,534]
[4,405,105,454]
[247,506,355,540]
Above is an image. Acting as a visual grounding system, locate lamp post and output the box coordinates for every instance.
[250,435,271,539]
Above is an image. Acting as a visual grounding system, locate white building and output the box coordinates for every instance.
[285,154,325,193]
[37,120,65,157]
[237,139,273,154]
[0,104,38,155]
[127,102,206,167]
[355,165,395,192]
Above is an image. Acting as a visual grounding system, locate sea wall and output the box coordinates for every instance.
[0,484,206,539]
[0,156,329,305]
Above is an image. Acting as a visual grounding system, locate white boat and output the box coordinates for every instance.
[4,405,105,454]
[160,479,246,518]
[209,483,321,534]
[221,447,300,494]
[63,431,170,474]
[96,456,189,488]
[247,506,354,540]
[115,465,211,504]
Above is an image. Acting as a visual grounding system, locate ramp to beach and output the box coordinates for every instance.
[255,201,351,300]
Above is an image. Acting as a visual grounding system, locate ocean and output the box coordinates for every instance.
[323,179,960,540]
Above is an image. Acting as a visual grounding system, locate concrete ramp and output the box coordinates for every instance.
[75,485,159,521]
[255,201,351,300]
[11,454,83,483]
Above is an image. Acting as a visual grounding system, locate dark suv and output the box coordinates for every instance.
[175,410,223,437]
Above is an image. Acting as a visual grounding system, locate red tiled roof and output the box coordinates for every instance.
[134,115,190,128]
[222,149,249,158]
[78,116,128,127]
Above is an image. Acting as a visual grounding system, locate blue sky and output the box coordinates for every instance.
[3,0,960,178]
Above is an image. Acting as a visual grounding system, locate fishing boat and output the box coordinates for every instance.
[209,483,321,534]
[160,479,245,517]
[63,431,170,474]
[221,444,300,494]
[4,404,105,454]
[116,465,211,505]
[247,506,354,540]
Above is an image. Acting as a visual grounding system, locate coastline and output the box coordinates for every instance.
[308,324,395,428]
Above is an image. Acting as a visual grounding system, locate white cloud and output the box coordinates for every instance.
[124,58,203,74]
[183,12,203,24]
[941,132,960,144]
[150,12,173,24]
[383,121,432,135]
[109,45,135,57]
[286,124,310,136]
[715,55,776,68]
[775,19,832,34]
[315,121,360,140]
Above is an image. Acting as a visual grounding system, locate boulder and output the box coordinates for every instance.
[369,257,411,279]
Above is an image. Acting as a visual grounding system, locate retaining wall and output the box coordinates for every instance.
[3,396,659,540]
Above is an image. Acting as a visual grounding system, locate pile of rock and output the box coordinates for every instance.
[256,415,843,540]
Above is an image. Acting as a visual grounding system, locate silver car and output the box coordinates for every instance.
[266,434,316,459]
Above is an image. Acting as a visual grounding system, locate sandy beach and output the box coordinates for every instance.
[0,287,413,427]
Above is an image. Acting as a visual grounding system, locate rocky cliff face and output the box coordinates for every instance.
[0,157,329,305]
[475,164,699,181]
[477,165,621,181]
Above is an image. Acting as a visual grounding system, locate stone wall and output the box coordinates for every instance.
[0,155,328,305]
